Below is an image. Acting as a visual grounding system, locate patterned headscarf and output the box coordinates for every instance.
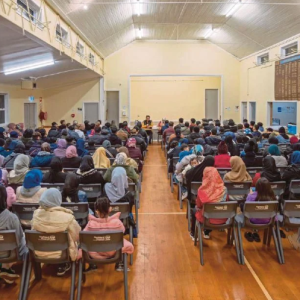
[126,138,136,148]
[114,152,127,165]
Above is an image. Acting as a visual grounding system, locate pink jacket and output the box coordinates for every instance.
[77,213,134,260]
[6,187,16,208]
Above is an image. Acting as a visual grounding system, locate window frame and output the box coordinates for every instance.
[76,42,85,57]
[16,0,42,26]
[89,53,95,65]
[281,42,298,58]
[56,24,71,48]
[0,94,9,126]
[257,52,269,65]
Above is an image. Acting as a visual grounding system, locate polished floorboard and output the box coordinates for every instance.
[2,144,300,300]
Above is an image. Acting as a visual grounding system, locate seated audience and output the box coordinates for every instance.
[206,128,222,146]
[123,121,131,135]
[268,144,288,167]
[8,154,30,184]
[0,139,14,157]
[31,188,81,276]
[276,127,290,144]
[126,138,143,161]
[252,124,262,140]
[118,147,139,170]
[61,173,87,203]
[235,124,246,139]
[290,136,299,145]
[48,123,61,139]
[109,126,122,145]
[66,136,75,148]
[68,125,80,141]
[195,138,214,156]
[102,140,118,158]
[30,143,54,168]
[21,129,34,149]
[214,141,231,168]
[62,145,82,168]
[89,127,102,144]
[54,139,67,158]
[75,124,85,140]
[169,129,184,144]
[93,147,111,168]
[242,140,257,167]
[130,128,147,153]
[2,143,27,169]
[76,139,89,157]
[189,126,201,141]
[42,157,67,183]
[258,133,270,149]
[86,140,96,152]
[257,122,264,132]
[163,121,175,143]
[181,122,190,136]
[116,123,128,141]
[49,137,58,151]
[225,136,240,156]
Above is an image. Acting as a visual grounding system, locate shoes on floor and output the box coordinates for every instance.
[203,230,210,240]
[244,232,254,242]
[0,268,19,284]
[182,192,188,199]
[115,263,130,272]
[189,232,195,241]
[252,232,261,242]
[57,263,71,276]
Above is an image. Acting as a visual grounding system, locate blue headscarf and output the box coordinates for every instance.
[23,169,43,189]
[291,151,300,165]
[180,138,189,145]
[76,139,89,157]
[268,144,281,156]
[192,144,203,156]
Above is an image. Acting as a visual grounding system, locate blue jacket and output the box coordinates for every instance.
[276,134,290,144]
[30,152,54,167]
[0,147,12,157]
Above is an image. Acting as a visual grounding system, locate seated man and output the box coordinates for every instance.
[142,115,153,144]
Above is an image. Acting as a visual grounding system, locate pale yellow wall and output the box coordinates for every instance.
[240,36,300,132]
[104,41,240,124]
[130,76,221,121]
[43,79,100,125]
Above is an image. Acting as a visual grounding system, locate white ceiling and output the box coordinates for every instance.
[0,17,100,88]
[46,0,300,58]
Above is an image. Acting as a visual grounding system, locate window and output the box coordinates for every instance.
[89,53,95,65]
[17,0,40,23]
[257,53,269,65]
[56,24,70,47]
[76,42,84,57]
[281,42,298,57]
[0,95,7,124]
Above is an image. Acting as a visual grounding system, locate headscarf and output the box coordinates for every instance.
[261,156,281,182]
[192,145,203,156]
[102,140,112,149]
[268,145,281,156]
[104,167,128,202]
[126,138,136,148]
[224,156,252,182]
[13,154,30,175]
[23,169,43,189]
[45,157,63,182]
[61,173,80,203]
[114,152,127,165]
[39,188,62,209]
[118,147,130,157]
[92,147,110,168]
[290,136,299,145]
[180,138,189,145]
[186,156,215,184]
[10,131,18,138]
[76,139,89,157]
[0,185,7,213]
[66,145,78,158]
[79,155,94,173]
[197,167,225,204]
[218,141,228,154]
[291,151,300,165]
[54,139,67,158]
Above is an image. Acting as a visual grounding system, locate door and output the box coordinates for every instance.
[83,103,99,122]
[249,102,256,122]
[106,91,119,125]
[24,103,37,129]
[205,89,218,120]
[241,102,248,122]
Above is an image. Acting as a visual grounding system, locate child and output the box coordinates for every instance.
[79,197,134,272]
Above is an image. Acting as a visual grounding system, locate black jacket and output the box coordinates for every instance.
[109,134,122,146]
[42,171,67,183]
[48,129,61,139]
[78,170,105,185]
[282,164,300,199]
[105,147,118,158]
[62,157,82,169]
[242,152,256,167]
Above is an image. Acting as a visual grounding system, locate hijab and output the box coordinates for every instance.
[114,152,127,165]
[54,139,67,158]
[102,140,112,149]
[79,155,94,173]
[39,188,62,209]
[224,156,252,182]
[197,167,225,204]
[13,154,30,175]
[76,139,89,157]
[93,147,110,168]
[261,156,281,182]
[23,169,43,189]
[61,173,80,203]
[0,185,7,213]
[44,157,64,183]
[268,144,281,156]
[66,145,78,158]
[291,151,300,165]
[126,138,136,148]
[104,167,128,202]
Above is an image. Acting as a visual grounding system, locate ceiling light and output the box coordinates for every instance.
[83,5,88,10]
[226,1,242,17]
[204,28,219,39]
[138,29,142,39]
[4,60,55,75]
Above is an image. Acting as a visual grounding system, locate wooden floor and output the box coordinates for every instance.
[2,144,300,300]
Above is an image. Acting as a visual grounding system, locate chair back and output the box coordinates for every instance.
[12,203,39,226]
[289,180,300,196]
[269,181,286,197]
[243,201,278,221]
[277,166,288,176]
[283,201,300,218]
[224,181,252,196]
[61,203,89,227]
[32,167,51,174]
[172,157,179,169]
[190,181,202,197]
[278,143,291,152]
[128,182,137,194]
[203,201,238,220]
[110,203,130,220]
[246,167,262,179]
[41,183,64,191]
[79,184,102,199]
[0,230,19,263]
[25,230,70,263]
[96,168,108,176]
[254,156,263,167]
[217,168,230,178]
[63,168,77,173]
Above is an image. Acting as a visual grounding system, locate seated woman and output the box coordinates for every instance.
[190,167,228,240]
[0,186,27,284]
[244,178,276,242]
[76,156,104,185]
[252,156,281,186]
[7,154,30,185]
[225,136,240,157]
[78,197,134,271]
[102,140,118,158]
[126,138,143,172]
[31,188,81,276]
[42,157,67,183]
[2,143,27,169]
[92,147,111,169]
[61,173,88,203]
[242,140,256,167]
[104,167,135,211]
[62,145,82,169]
[276,127,290,144]
[76,139,89,158]
[214,141,231,168]
[104,153,139,183]
[118,147,138,170]
[30,143,54,168]
[54,139,67,158]
[268,144,288,167]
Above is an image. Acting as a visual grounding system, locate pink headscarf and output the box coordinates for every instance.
[126,138,136,148]
[66,146,78,158]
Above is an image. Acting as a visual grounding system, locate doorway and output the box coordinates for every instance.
[249,102,256,123]
[205,89,219,120]
[241,102,248,122]
[24,103,37,129]
[83,102,99,122]
[106,91,120,126]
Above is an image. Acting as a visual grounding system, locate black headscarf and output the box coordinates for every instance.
[225,136,238,156]
[79,155,94,173]
[186,155,215,200]
[261,156,281,182]
[61,173,80,203]
[44,157,64,183]
[0,185,7,213]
